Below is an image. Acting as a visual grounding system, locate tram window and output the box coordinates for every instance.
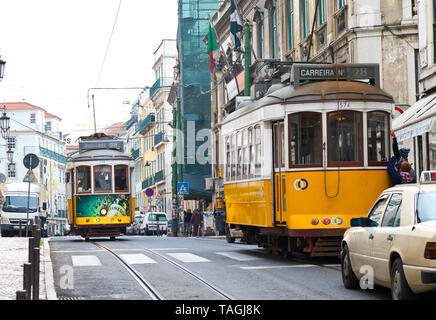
[115,165,129,192]
[94,165,112,193]
[231,134,236,179]
[226,137,231,179]
[367,111,389,165]
[237,131,242,177]
[255,125,262,176]
[77,166,91,193]
[289,112,322,167]
[248,128,255,176]
[328,111,363,166]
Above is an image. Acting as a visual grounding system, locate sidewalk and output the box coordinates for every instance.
[0,237,56,300]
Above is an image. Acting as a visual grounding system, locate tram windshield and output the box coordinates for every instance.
[94,165,112,193]
[328,111,363,165]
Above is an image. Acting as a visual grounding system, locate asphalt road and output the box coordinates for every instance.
[48,235,399,301]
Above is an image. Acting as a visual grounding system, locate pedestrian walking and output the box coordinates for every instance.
[191,209,201,237]
[388,130,417,186]
[184,209,192,237]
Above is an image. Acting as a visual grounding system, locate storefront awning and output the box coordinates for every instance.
[393,92,436,142]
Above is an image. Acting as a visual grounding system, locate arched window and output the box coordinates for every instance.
[289,112,322,167]
[327,110,363,166]
[367,111,389,165]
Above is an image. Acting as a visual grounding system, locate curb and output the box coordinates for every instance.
[43,238,57,300]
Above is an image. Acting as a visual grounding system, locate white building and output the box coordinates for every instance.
[2,102,67,235]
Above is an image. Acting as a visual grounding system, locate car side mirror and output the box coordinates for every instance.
[65,172,70,183]
[351,217,378,227]
[42,202,47,211]
[351,218,369,227]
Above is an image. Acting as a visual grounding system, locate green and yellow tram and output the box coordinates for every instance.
[66,133,135,240]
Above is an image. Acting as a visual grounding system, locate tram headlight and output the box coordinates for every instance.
[322,218,331,225]
[311,218,319,226]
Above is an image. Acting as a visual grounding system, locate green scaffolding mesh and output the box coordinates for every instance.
[177,0,218,200]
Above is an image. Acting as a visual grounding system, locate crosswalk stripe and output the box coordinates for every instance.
[215,252,258,261]
[72,255,102,267]
[167,252,210,263]
[240,264,319,270]
[119,254,156,265]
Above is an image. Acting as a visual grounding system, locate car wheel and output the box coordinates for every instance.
[225,224,235,243]
[341,244,359,289]
[391,258,415,300]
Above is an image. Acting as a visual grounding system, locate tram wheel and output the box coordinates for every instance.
[225,224,235,243]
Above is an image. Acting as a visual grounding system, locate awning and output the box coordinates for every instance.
[393,91,436,142]
[395,117,436,142]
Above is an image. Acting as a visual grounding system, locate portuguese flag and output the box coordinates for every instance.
[207,23,219,73]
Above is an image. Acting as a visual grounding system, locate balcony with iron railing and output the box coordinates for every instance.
[137,113,155,135]
[131,148,140,160]
[150,77,173,98]
[39,147,68,164]
[154,170,164,184]
[142,176,155,190]
[154,132,164,146]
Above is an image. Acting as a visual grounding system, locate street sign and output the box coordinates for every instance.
[156,192,163,200]
[23,153,39,170]
[145,188,154,197]
[177,182,189,195]
[23,169,38,183]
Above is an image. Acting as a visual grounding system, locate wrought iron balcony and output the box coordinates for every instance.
[154,170,164,184]
[131,148,140,160]
[138,113,155,135]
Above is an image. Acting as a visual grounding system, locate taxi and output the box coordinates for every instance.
[341,171,436,300]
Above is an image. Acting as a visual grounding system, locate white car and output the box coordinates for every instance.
[341,171,436,300]
[139,212,168,235]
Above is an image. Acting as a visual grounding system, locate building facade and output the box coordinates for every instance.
[392,0,436,178]
[2,102,67,236]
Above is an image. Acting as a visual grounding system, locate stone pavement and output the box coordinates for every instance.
[0,237,56,300]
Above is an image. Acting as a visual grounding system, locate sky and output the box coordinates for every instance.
[0,0,178,136]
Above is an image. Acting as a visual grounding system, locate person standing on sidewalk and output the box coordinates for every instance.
[191,209,201,237]
[183,209,192,237]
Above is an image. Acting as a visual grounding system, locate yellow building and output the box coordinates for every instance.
[140,93,157,212]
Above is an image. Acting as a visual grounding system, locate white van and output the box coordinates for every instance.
[0,183,47,237]
[139,212,168,235]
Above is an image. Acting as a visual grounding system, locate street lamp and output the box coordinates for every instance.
[0,105,10,140]
[0,57,5,81]
[6,148,13,163]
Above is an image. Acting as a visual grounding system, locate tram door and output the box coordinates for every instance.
[273,121,286,225]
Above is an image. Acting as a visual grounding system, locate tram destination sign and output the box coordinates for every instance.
[291,63,380,88]
[79,140,124,152]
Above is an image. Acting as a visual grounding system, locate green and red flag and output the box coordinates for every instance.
[207,23,219,73]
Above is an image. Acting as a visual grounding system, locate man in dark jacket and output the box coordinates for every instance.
[184,209,192,237]
[388,131,417,186]
[191,209,202,237]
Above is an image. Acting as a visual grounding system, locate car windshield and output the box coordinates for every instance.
[417,192,436,223]
[148,214,167,222]
[3,196,38,213]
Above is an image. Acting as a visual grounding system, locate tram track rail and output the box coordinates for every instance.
[91,241,235,300]
[91,241,164,300]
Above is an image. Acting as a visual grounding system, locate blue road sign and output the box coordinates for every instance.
[177,182,189,195]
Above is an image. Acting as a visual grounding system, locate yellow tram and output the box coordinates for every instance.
[221,63,394,256]
[66,133,135,240]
